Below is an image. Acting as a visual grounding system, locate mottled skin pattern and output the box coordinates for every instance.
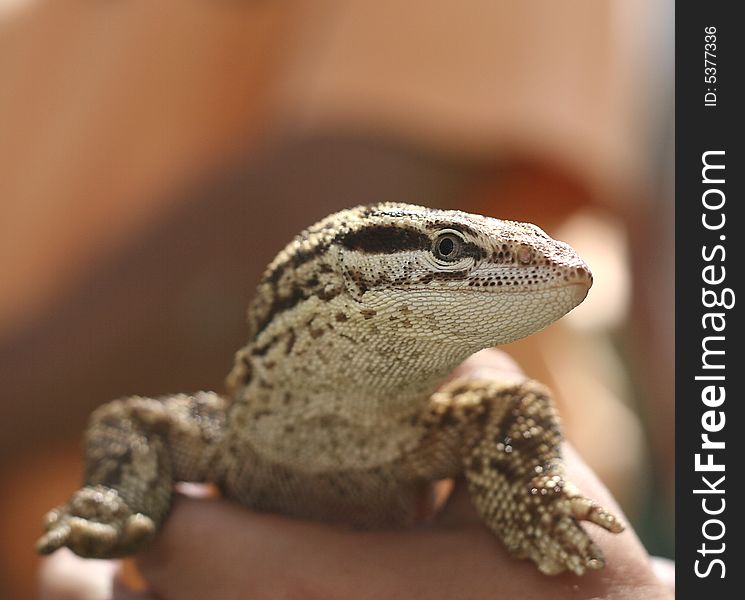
[37,203,623,575]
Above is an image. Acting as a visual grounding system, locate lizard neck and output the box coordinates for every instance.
[238,294,476,424]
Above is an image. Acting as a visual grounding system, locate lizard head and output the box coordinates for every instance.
[247,202,591,353]
[234,203,592,397]
[332,203,592,349]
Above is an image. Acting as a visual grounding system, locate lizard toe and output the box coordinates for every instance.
[36,485,153,558]
[565,485,625,534]
[503,472,616,575]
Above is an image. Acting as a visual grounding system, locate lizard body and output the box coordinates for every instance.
[37,203,623,575]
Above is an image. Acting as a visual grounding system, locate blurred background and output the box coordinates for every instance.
[0,1,674,597]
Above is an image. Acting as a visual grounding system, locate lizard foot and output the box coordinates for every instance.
[453,379,625,575]
[509,467,624,576]
[36,485,155,558]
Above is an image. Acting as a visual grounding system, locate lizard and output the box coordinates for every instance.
[36,202,623,576]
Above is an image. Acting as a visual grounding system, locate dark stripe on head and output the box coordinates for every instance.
[264,241,331,286]
[252,286,308,337]
[251,281,343,338]
[462,241,487,260]
[338,225,430,254]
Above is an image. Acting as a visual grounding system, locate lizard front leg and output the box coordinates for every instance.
[36,391,226,558]
[413,377,624,576]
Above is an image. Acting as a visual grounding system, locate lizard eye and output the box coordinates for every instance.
[432,232,464,261]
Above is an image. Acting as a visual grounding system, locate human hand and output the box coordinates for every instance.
[39,350,674,600]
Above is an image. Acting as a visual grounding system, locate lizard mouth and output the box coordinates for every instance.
[440,278,592,294]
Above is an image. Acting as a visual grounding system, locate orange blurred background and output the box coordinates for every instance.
[0,1,674,597]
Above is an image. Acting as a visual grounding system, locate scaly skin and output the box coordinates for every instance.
[37,203,623,575]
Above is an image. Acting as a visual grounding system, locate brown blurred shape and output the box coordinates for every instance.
[0,0,296,334]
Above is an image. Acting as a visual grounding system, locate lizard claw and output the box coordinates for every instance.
[519,473,625,575]
[36,486,155,558]
[565,483,625,534]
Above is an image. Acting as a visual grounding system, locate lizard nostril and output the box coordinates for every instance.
[517,245,534,265]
